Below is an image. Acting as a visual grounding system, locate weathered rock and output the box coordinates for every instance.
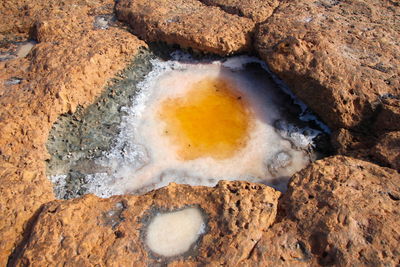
[116,0,255,55]
[199,0,279,23]
[1,0,399,265]
[0,0,115,40]
[255,0,400,129]
[374,97,400,132]
[331,128,372,156]
[249,156,400,266]
[0,1,145,264]
[15,181,280,266]
[371,131,400,170]
[331,128,400,171]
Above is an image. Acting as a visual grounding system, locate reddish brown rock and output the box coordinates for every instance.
[14,181,280,266]
[199,0,279,23]
[330,128,373,156]
[249,156,400,266]
[255,0,400,129]
[371,131,400,170]
[331,128,400,171]
[0,0,115,40]
[0,1,145,264]
[374,98,400,132]
[116,0,255,55]
[1,0,399,265]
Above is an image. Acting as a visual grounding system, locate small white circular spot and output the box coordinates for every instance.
[145,207,205,257]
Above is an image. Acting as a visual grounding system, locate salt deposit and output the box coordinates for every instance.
[49,52,325,198]
[145,207,205,257]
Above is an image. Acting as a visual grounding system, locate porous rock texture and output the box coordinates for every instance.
[255,0,400,130]
[12,157,400,266]
[331,126,400,171]
[14,181,280,266]
[371,131,400,170]
[1,0,400,265]
[247,156,400,266]
[115,0,255,55]
[0,0,145,264]
[198,0,279,23]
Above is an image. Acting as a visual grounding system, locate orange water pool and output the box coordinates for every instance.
[159,77,253,160]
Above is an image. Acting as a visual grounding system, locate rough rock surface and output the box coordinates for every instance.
[374,97,400,132]
[1,0,399,265]
[116,0,255,55]
[0,0,115,41]
[12,157,400,266]
[14,181,280,266]
[199,0,279,23]
[248,156,400,266]
[371,131,400,170]
[0,0,145,264]
[255,0,400,129]
[331,127,400,171]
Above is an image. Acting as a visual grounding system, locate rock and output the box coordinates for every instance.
[0,0,116,40]
[116,0,255,55]
[331,128,369,155]
[374,98,400,132]
[371,131,400,170]
[14,182,280,266]
[248,156,400,266]
[15,156,399,266]
[198,0,279,23]
[1,0,399,265]
[331,128,400,171]
[255,0,400,129]
[0,0,145,264]
[15,41,36,58]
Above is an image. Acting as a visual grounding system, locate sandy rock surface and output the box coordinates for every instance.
[0,0,145,264]
[248,156,400,266]
[12,157,400,266]
[199,0,279,23]
[1,0,399,265]
[116,0,255,55]
[371,131,400,170]
[331,126,400,171]
[374,97,400,132]
[255,0,400,129]
[14,181,280,266]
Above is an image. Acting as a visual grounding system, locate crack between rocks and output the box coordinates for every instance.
[195,0,244,19]
[245,238,261,261]
[254,0,282,29]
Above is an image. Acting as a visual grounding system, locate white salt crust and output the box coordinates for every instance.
[145,207,205,257]
[51,53,326,197]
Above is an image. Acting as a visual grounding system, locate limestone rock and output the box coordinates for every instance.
[374,98,400,132]
[255,0,400,129]
[0,1,144,264]
[199,0,279,23]
[14,182,280,266]
[0,0,115,40]
[249,156,400,266]
[371,131,400,170]
[1,0,399,265]
[116,0,255,55]
[331,128,400,171]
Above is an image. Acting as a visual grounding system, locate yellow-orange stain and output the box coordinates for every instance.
[159,77,253,160]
